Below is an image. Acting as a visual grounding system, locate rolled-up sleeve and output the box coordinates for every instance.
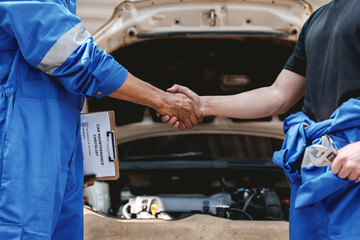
[51,37,128,98]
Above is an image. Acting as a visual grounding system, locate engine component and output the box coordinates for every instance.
[122,193,231,220]
[260,188,283,220]
[239,188,282,220]
[214,205,230,218]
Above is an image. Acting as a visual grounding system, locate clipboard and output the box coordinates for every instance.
[80,111,120,181]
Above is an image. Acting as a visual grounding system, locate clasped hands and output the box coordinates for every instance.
[157,84,203,130]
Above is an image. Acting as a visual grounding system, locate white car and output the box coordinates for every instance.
[83,0,312,239]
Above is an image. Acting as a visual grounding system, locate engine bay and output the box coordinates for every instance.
[85,164,291,221]
[121,188,284,221]
[85,37,297,222]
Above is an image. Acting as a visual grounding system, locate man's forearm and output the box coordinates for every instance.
[201,87,281,119]
[108,73,166,111]
[201,69,305,119]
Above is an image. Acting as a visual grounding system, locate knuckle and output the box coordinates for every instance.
[345,164,356,172]
[337,157,346,164]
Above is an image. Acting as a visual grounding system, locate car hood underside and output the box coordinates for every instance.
[93,0,312,53]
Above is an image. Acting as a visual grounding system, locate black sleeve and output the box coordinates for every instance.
[283,21,309,77]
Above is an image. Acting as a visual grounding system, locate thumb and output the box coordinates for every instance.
[167,84,179,93]
[167,84,201,107]
[167,84,192,97]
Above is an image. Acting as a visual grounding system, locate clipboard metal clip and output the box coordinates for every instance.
[107,130,116,162]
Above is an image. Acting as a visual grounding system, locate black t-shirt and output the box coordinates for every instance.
[284,0,360,122]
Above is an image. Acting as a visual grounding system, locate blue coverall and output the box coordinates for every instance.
[0,1,128,239]
[273,98,360,239]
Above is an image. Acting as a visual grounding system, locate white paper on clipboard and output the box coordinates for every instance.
[81,111,117,178]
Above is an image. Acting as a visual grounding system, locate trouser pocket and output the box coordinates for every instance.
[0,222,23,240]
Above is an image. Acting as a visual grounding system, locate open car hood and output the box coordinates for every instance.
[90,0,312,144]
[83,0,314,231]
[93,0,312,53]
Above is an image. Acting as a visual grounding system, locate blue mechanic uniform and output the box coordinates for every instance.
[273,99,360,239]
[0,1,128,239]
[275,0,360,239]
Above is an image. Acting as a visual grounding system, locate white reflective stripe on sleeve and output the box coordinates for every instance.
[36,22,91,75]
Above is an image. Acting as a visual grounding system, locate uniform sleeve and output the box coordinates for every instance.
[283,20,309,77]
[0,2,127,98]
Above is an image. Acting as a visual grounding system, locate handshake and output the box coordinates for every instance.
[156,84,204,130]
[109,73,205,130]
